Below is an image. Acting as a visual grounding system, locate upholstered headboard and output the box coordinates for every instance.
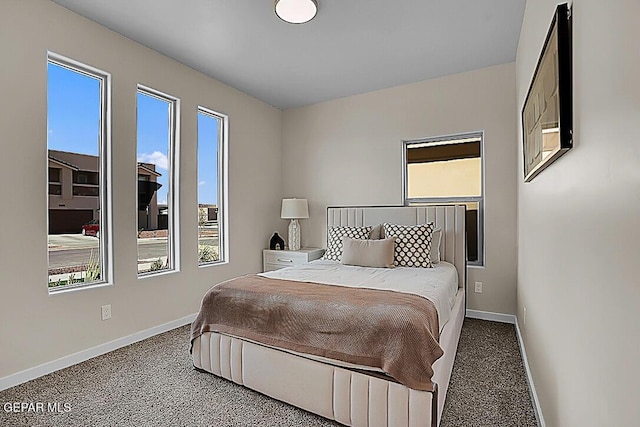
[326,205,467,289]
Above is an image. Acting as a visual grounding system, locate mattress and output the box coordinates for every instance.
[257,260,460,374]
[260,259,459,332]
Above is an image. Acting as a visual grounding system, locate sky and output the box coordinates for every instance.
[197,111,219,206]
[136,92,171,204]
[47,62,219,206]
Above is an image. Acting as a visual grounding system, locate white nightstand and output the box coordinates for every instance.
[263,248,325,272]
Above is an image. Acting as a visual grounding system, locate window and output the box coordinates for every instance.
[136,86,179,276]
[197,107,228,266]
[73,171,98,185]
[47,53,111,291]
[48,168,62,195]
[49,168,61,183]
[403,132,483,265]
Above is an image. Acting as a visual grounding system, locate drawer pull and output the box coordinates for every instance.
[276,258,293,263]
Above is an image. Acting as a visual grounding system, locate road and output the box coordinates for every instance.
[48,234,218,270]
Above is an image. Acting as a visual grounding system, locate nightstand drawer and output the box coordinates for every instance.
[264,251,309,265]
[262,248,325,272]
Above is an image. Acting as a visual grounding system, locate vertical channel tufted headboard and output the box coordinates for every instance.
[326,205,467,289]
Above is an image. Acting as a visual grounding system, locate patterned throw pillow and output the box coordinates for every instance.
[382,223,435,268]
[323,226,372,261]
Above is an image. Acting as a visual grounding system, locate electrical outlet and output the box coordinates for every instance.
[101,304,111,321]
[523,306,527,325]
[474,281,483,293]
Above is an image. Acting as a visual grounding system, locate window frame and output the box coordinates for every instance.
[136,85,181,277]
[47,52,113,293]
[197,106,229,267]
[402,131,485,266]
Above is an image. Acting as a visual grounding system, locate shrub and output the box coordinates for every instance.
[198,244,219,263]
[49,278,64,288]
[150,258,167,271]
[85,249,101,282]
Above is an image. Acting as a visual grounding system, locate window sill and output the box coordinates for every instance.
[137,268,179,280]
[48,280,113,295]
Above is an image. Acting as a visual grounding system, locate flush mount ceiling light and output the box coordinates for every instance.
[275,0,318,24]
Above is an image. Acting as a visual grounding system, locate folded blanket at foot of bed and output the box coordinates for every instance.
[190,274,443,392]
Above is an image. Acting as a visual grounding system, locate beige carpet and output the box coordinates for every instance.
[440,319,538,427]
[0,319,537,426]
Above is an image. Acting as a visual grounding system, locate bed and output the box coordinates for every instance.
[191,205,467,427]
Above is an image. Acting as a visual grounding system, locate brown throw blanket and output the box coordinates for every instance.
[190,275,443,391]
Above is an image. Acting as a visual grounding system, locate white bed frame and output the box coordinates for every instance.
[192,205,467,427]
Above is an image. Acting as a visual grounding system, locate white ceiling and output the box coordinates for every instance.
[53,0,526,110]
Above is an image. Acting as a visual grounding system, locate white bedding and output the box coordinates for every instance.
[259,259,459,332]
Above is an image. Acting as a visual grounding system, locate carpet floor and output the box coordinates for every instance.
[0,318,537,426]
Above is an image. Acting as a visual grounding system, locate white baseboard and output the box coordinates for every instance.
[515,319,546,427]
[0,313,197,392]
[465,309,516,324]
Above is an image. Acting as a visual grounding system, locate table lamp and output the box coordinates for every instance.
[280,198,309,251]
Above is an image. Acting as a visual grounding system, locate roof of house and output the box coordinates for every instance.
[48,149,98,172]
[48,154,80,171]
[137,163,162,177]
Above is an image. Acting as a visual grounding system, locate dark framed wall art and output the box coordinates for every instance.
[522,2,573,182]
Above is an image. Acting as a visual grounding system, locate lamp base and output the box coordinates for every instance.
[288,219,301,251]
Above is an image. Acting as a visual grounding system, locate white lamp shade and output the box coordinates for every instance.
[281,198,309,219]
[275,0,318,24]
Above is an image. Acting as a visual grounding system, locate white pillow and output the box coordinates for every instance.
[431,228,442,264]
[369,224,383,240]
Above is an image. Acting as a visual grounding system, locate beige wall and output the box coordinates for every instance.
[282,63,518,315]
[0,1,282,378]
[516,0,640,425]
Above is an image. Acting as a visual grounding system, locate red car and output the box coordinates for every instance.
[81,219,99,237]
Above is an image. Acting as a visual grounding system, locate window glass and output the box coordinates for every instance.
[136,88,177,275]
[47,56,110,290]
[197,108,225,265]
[404,134,483,264]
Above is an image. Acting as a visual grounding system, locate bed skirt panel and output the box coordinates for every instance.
[192,332,436,427]
[431,289,465,425]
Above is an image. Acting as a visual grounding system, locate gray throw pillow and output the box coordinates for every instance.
[340,237,396,268]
